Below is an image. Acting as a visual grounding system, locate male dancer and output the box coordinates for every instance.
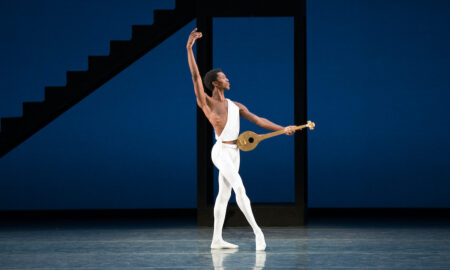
[186,28,296,251]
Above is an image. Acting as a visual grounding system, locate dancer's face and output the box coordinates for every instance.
[213,72,230,90]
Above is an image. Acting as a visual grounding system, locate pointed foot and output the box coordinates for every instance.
[255,232,266,251]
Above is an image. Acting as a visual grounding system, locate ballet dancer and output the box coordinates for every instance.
[186,28,296,251]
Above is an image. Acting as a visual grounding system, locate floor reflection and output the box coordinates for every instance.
[2,218,450,269]
[211,249,266,269]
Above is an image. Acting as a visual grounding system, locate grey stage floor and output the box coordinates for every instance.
[1,217,450,269]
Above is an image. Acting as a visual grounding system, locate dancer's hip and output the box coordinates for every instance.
[211,140,239,161]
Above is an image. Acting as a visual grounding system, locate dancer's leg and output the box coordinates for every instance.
[213,172,231,240]
[211,172,238,249]
[214,147,266,250]
[231,177,266,251]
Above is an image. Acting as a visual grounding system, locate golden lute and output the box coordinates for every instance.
[236,120,315,152]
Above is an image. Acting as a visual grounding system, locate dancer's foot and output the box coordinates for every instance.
[255,231,266,251]
[211,239,239,249]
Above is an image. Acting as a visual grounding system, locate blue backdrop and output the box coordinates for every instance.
[307,0,450,207]
[0,0,449,210]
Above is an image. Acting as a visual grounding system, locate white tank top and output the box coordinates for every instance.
[215,98,240,142]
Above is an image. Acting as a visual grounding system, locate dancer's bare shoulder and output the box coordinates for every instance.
[232,101,246,113]
[232,101,260,124]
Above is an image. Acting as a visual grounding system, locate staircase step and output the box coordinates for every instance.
[131,25,156,41]
[175,0,193,12]
[88,56,115,72]
[153,9,176,26]
[23,101,52,118]
[45,86,76,103]
[66,71,95,87]
[1,117,24,136]
[109,40,134,57]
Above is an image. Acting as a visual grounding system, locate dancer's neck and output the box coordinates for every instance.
[212,88,226,102]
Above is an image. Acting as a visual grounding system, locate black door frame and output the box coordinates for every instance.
[195,0,307,226]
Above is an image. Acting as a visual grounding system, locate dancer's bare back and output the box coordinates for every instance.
[186,28,297,137]
[202,98,229,137]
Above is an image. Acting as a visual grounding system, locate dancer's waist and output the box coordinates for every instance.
[215,139,238,149]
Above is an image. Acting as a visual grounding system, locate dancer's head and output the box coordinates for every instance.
[204,68,230,91]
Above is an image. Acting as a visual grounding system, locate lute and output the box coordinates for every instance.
[236,120,316,152]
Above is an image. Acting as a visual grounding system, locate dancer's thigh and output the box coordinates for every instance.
[233,149,240,171]
[227,148,240,174]
[212,147,244,190]
[218,172,232,194]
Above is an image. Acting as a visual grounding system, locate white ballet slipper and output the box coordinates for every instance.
[211,239,239,249]
[255,232,266,251]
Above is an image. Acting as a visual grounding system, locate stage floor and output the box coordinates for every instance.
[1,217,450,269]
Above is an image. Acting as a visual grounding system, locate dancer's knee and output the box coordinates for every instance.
[235,186,247,199]
[216,189,231,205]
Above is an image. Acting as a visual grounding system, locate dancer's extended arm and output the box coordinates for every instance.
[186,28,208,109]
[233,101,296,135]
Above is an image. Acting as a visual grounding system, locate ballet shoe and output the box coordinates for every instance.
[211,239,239,249]
[255,232,266,251]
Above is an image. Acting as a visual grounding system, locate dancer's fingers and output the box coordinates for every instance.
[284,126,295,135]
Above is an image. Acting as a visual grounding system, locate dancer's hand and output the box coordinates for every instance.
[186,28,202,49]
[284,126,296,135]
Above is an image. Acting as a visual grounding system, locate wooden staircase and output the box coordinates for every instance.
[0,0,195,157]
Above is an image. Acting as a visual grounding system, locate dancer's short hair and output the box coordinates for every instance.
[203,68,223,91]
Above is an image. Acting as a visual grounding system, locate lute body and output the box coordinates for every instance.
[236,121,316,152]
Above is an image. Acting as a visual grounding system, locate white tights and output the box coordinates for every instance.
[211,143,266,250]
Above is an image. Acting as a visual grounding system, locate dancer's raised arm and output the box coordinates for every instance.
[186,28,208,109]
